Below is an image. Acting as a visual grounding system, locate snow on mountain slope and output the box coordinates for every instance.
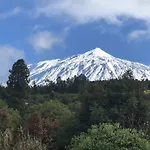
[28,48,150,85]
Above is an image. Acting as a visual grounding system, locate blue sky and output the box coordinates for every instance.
[1,0,150,82]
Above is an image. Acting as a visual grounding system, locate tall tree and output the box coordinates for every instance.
[7,59,30,111]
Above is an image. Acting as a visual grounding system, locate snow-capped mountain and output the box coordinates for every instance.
[28,48,150,85]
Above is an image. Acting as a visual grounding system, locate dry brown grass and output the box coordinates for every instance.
[0,129,46,150]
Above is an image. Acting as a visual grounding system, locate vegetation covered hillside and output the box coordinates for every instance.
[0,59,150,149]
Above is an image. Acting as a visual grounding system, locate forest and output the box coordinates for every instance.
[1,59,150,150]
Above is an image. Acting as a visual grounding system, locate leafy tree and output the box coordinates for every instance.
[79,91,91,128]
[69,123,150,150]
[27,112,59,149]
[55,93,79,105]
[7,59,30,111]
[0,99,8,109]
[0,85,8,102]
[68,101,81,114]
[77,78,150,134]
[26,100,77,149]
[27,112,43,138]
[0,99,21,132]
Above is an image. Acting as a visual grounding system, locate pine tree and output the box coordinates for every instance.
[7,59,30,111]
[122,69,134,80]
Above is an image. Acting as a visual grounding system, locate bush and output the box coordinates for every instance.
[69,123,150,150]
[0,99,21,131]
[26,100,79,149]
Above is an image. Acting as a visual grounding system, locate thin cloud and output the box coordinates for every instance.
[0,7,22,20]
[128,29,150,40]
[0,45,24,83]
[28,31,62,53]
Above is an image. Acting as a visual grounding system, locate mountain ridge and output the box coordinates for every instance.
[29,48,150,85]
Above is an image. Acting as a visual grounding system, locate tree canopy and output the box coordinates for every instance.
[69,123,150,150]
[0,60,150,150]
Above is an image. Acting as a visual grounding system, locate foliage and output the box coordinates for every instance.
[7,59,30,111]
[68,101,81,114]
[0,129,46,150]
[0,99,21,131]
[28,100,73,121]
[69,123,150,150]
[54,93,79,105]
[26,100,77,149]
[79,76,150,132]
[26,112,59,149]
[1,60,150,150]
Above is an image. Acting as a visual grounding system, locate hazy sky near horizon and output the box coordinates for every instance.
[1,0,150,82]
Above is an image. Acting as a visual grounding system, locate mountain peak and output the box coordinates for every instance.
[29,47,150,85]
[89,47,112,58]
